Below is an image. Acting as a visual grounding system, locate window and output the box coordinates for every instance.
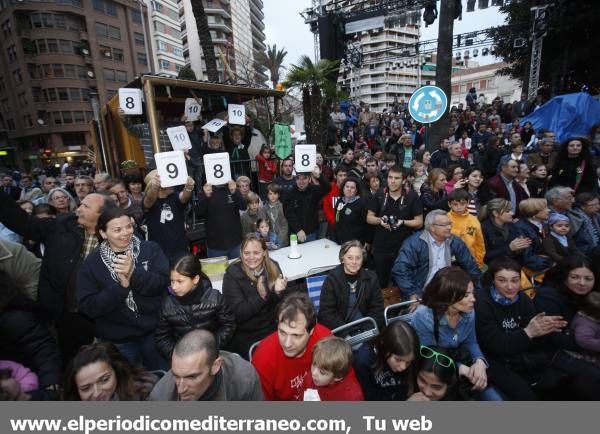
[159,59,170,70]
[47,40,58,52]
[116,70,127,82]
[134,32,145,46]
[58,88,69,101]
[0,98,9,111]
[62,132,85,147]
[42,13,54,28]
[17,92,27,106]
[53,112,62,125]
[103,68,115,81]
[62,111,73,124]
[137,52,147,65]
[94,0,117,17]
[0,78,5,93]
[32,87,42,102]
[59,40,74,54]
[6,119,15,130]
[112,48,124,63]
[7,45,17,62]
[95,22,108,38]
[12,69,23,84]
[81,88,90,101]
[64,64,76,78]
[151,1,163,12]
[73,111,85,123]
[52,64,64,78]
[23,115,33,128]
[131,9,142,25]
[36,40,47,53]
[1,19,11,37]
[108,25,121,40]
[93,0,103,11]
[54,14,66,29]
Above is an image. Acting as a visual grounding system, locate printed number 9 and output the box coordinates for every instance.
[125,96,135,109]
[166,163,178,179]
[301,154,310,166]
[214,164,224,178]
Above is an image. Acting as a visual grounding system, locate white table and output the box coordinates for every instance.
[212,239,340,291]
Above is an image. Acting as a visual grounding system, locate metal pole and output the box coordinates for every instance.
[90,94,108,171]
[142,78,161,154]
[138,0,154,73]
[528,6,546,100]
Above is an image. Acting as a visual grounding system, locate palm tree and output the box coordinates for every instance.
[258,44,288,89]
[284,55,340,150]
[190,0,219,82]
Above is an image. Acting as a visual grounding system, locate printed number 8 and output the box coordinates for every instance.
[301,154,310,166]
[125,97,135,109]
[166,163,178,179]
[214,164,224,178]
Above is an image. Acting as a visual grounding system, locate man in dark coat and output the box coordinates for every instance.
[486,159,529,215]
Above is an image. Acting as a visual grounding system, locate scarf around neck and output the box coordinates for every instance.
[490,285,519,306]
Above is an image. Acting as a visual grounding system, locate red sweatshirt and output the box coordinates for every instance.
[256,153,277,183]
[322,183,340,226]
[252,324,331,401]
[303,367,364,401]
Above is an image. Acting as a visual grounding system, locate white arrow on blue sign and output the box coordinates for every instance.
[408,85,448,124]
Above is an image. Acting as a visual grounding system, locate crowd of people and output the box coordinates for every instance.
[1,89,600,402]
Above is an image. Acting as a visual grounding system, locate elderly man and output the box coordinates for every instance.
[527,134,558,173]
[74,175,94,204]
[545,186,575,215]
[32,176,58,205]
[0,189,111,362]
[391,209,481,302]
[251,292,331,401]
[93,172,111,193]
[149,330,263,401]
[486,159,529,215]
[283,165,330,243]
[439,142,470,172]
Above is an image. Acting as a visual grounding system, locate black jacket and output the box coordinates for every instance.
[222,261,285,358]
[283,175,330,235]
[334,198,368,244]
[197,185,244,250]
[534,285,582,352]
[0,190,85,314]
[155,279,236,358]
[419,183,448,216]
[318,264,384,330]
[482,219,515,264]
[475,286,549,367]
[77,240,169,342]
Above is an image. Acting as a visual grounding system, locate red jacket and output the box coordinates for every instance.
[256,154,277,183]
[303,367,364,401]
[251,324,331,401]
[322,183,340,226]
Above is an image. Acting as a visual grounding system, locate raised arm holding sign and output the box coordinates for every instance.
[228,104,246,125]
[203,152,232,185]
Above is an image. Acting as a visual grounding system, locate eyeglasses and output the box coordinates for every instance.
[51,195,68,201]
[420,345,456,372]
[432,222,452,227]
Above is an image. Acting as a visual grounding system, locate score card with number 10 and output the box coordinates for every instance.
[203,152,231,185]
[155,151,188,188]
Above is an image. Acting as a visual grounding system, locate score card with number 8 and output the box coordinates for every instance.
[203,152,231,185]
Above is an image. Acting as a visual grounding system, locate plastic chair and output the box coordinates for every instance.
[332,317,379,347]
[384,300,419,326]
[305,264,337,312]
[248,340,261,362]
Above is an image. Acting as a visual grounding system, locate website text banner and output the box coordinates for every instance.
[2,402,595,434]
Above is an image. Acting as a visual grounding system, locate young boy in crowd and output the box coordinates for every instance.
[240,192,265,237]
[303,336,364,401]
[264,183,289,247]
[541,212,582,263]
[446,188,485,268]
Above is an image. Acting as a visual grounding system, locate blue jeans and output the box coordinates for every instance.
[475,385,504,401]
[303,231,318,243]
[207,244,241,260]
[111,334,168,371]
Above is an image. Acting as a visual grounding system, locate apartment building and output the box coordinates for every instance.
[145,0,185,76]
[0,0,153,169]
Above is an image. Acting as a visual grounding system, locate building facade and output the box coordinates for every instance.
[145,0,185,76]
[451,62,522,107]
[0,0,153,170]
[179,0,266,84]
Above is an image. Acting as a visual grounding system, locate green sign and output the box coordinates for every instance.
[274,123,292,160]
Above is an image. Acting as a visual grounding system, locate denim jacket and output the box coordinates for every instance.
[411,305,487,366]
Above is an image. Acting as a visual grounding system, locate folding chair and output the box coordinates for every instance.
[248,340,261,362]
[384,300,419,326]
[332,317,379,348]
[305,265,337,312]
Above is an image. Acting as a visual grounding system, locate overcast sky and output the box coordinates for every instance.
[263,0,507,79]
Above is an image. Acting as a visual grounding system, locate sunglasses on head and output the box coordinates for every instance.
[420,345,456,372]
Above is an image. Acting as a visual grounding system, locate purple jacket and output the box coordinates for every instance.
[0,360,39,392]
[571,313,600,353]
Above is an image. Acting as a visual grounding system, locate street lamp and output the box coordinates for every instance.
[89,91,108,171]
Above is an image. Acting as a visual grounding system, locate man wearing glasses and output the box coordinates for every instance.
[391,209,481,304]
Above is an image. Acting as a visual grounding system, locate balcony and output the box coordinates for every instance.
[205,8,231,19]
[209,21,233,33]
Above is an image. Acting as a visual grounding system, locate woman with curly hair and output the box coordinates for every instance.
[550,137,596,194]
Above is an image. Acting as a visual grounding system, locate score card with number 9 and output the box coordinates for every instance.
[203,152,231,185]
[155,151,188,188]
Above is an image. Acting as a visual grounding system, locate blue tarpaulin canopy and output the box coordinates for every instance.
[520,92,600,143]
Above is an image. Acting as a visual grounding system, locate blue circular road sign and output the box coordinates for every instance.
[408,85,448,124]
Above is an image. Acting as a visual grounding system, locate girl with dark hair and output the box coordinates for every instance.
[124,174,144,206]
[527,164,549,198]
[535,255,600,392]
[155,254,236,359]
[475,258,566,400]
[333,178,368,244]
[408,345,459,401]
[463,167,488,216]
[61,342,156,401]
[412,267,502,400]
[550,137,596,193]
[353,320,420,400]
[77,207,170,370]
[222,233,287,358]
